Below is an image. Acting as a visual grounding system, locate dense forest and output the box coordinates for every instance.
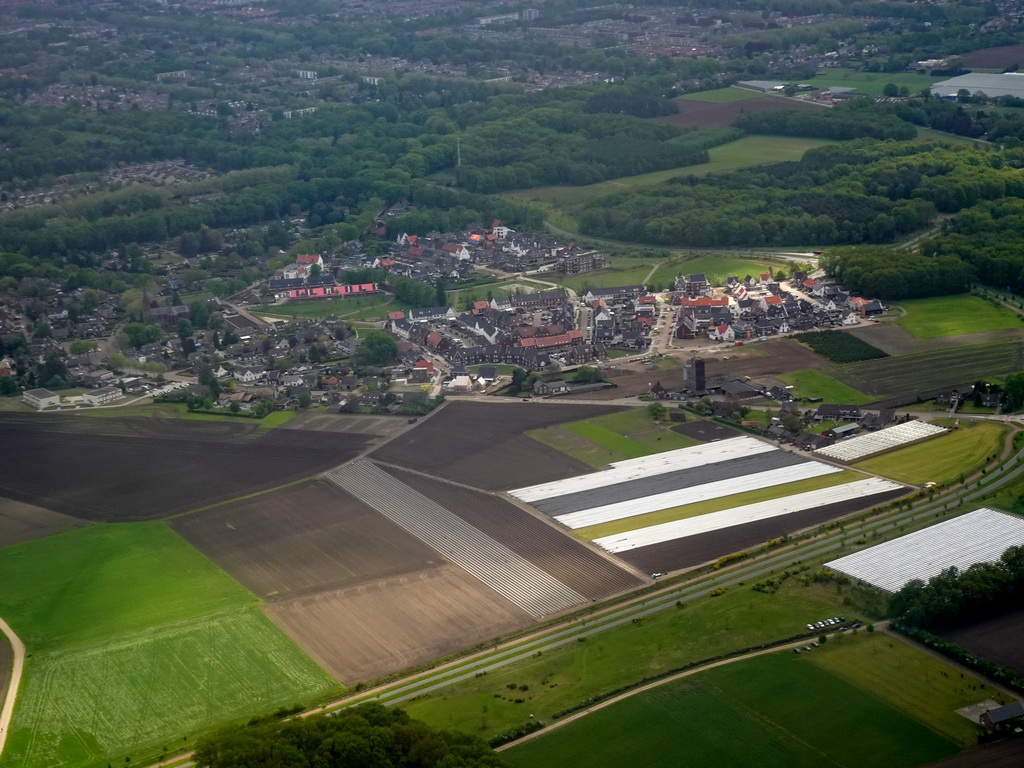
[819,247,974,299]
[194,703,504,768]
[577,140,1024,249]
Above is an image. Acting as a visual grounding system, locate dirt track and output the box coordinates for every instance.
[266,565,533,685]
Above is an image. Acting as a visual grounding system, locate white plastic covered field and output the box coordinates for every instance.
[824,507,1024,592]
[551,460,842,529]
[594,477,904,552]
[509,436,776,503]
[814,421,946,463]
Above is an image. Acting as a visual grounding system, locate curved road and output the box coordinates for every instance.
[0,615,25,758]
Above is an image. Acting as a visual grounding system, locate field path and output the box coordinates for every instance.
[0,614,25,757]
[495,629,863,751]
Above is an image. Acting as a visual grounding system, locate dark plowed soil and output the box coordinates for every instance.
[172,479,444,600]
[656,94,825,129]
[371,401,624,490]
[0,415,370,521]
[617,487,908,574]
[942,608,1024,678]
[380,465,644,600]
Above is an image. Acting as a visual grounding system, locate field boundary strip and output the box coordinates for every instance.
[594,477,906,553]
[0,614,25,758]
[325,461,586,618]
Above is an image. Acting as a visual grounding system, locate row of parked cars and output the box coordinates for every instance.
[806,616,845,631]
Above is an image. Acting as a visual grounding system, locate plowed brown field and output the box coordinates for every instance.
[266,565,533,684]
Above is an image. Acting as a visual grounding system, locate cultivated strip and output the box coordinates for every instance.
[555,461,842,530]
[326,461,585,618]
[530,450,807,517]
[509,436,773,503]
[594,477,905,552]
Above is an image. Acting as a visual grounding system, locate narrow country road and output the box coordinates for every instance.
[0,615,26,758]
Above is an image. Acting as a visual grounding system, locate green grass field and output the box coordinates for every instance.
[674,255,775,283]
[504,135,834,231]
[804,68,939,95]
[505,652,958,768]
[854,421,1006,485]
[778,369,875,405]
[574,469,861,541]
[0,524,339,768]
[678,87,766,103]
[544,257,665,293]
[257,294,407,321]
[808,632,1009,746]
[528,408,700,467]
[895,295,1023,338]
[5,607,336,768]
[401,581,860,738]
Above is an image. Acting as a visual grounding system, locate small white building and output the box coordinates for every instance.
[23,388,61,410]
[83,386,124,406]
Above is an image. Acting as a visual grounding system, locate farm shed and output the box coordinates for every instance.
[824,508,1024,592]
[814,420,945,463]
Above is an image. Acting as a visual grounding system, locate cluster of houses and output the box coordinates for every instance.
[673,271,883,342]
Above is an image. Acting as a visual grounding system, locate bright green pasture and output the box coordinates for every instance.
[809,632,1009,746]
[895,295,1023,338]
[804,68,939,95]
[401,584,854,738]
[4,608,337,768]
[257,294,407,320]
[853,421,1006,485]
[504,652,958,768]
[0,523,253,651]
[676,255,775,282]
[678,87,766,103]
[574,469,861,541]
[544,257,663,293]
[778,369,875,405]
[528,408,700,467]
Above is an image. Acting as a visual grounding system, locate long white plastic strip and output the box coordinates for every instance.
[826,507,1024,592]
[510,437,775,503]
[595,477,904,552]
[555,461,842,530]
[815,421,945,462]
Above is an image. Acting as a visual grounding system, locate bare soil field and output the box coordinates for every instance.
[656,94,823,129]
[942,608,1024,678]
[284,411,409,438]
[923,739,1024,768]
[704,339,831,378]
[265,565,533,684]
[371,401,622,490]
[0,497,87,548]
[829,341,1024,398]
[0,415,370,521]
[960,45,1024,69]
[616,487,907,574]
[380,465,644,599]
[671,421,742,442]
[171,479,442,600]
[847,325,1024,357]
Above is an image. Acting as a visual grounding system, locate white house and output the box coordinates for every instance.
[709,323,736,343]
[83,386,124,406]
[234,365,266,383]
[22,388,61,410]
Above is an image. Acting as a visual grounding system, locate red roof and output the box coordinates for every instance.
[414,358,434,372]
[679,296,728,308]
[387,311,405,320]
[639,294,657,304]
[297,254,320,264]
[379,258,395,268]
[442,243,462,253]
[760,273,773,281]
[763,295,782,305]
[534,334,573,349]
[427,331,443,346]
[406,246,424,257]
[717,323,730,334]
[406,235,418,245]
[473,300,489,310]
[636,316,653,326]
[520,337,537,348]
[567,329,583,340]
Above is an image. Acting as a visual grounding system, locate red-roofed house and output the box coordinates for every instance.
[678,296,729,324]
[297,254,324,268]
[759,272,773,284]
[426,331,444,350]
[709,322,735,342]
[387,311,405,321]
[473,300,490,311]
[638,294,657,305]
[442,243,471,260]
[287,283,378,300]
[760,295,783,311]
